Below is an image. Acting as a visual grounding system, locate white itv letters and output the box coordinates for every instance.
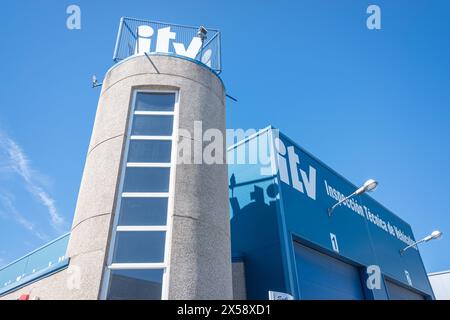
[135,25,154,54]
[135,25,204,60]
[276,138,317,201]
[155,27,176,53]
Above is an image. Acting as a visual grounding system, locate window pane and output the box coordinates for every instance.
[123,167,170,192]
[118,197,168,226]
[128,140,172,163]
[131,115,173,136]
[107,269,163,300]
[135,92,175,112]
[113,231,166,263]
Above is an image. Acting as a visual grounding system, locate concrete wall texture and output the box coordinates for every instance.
[232,261,247,300]
[1,54,232,300]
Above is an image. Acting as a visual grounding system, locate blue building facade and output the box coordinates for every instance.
[228,127,434,300]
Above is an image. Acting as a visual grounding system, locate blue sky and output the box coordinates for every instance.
[0,0,449,273]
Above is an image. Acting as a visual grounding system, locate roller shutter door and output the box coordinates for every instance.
[385,280,425,300]
[294,242,365,300]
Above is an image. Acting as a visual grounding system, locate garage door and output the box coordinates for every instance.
[294,242,365,300]
[385,280,425,300]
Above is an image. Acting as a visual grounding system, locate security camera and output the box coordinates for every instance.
[197,26,208,41]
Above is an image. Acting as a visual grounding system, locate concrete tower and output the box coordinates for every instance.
[66,53,232,299]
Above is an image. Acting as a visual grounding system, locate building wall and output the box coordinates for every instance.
[228,128,434,300]
[275,130,433,299]
[1,54,232,300]
[65,54,232,300]
[228,129,288,299]
[429,271,450,300]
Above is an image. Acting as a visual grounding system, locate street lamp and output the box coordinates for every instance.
[328,179,378,216]
[400,230,442,255]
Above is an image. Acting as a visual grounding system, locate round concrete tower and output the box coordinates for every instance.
[66,54,232,300]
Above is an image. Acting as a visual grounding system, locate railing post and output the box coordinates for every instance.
[112,17,125,62]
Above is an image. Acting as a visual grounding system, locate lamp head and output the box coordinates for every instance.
[355,179,378,195]
[430,230,442,240]
[423,230,442,242]
[363,179,378,192]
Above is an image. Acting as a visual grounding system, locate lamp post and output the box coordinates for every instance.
[399,230,442,255]
[328,179,378,217]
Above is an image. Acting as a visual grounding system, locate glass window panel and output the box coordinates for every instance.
[131,115,173,136]
[135,92,175,112]
[118,197,168,226]
[112,231,166,263]
[107,269,163,300]
[128,140,172,163]
[123,167,170,193]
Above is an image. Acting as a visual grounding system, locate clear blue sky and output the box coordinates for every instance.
[0,0,449,273]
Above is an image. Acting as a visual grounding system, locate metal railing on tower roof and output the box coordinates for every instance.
[113,17,222,74]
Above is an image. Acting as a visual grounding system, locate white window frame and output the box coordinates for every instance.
[99,89,179,300]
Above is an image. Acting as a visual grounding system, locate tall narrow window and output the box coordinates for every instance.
[103,91,177,300]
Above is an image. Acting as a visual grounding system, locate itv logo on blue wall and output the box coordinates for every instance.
[275,137,317,201]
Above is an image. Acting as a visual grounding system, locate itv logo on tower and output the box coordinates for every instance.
[113,18,221,71]
[134,25,212,66]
